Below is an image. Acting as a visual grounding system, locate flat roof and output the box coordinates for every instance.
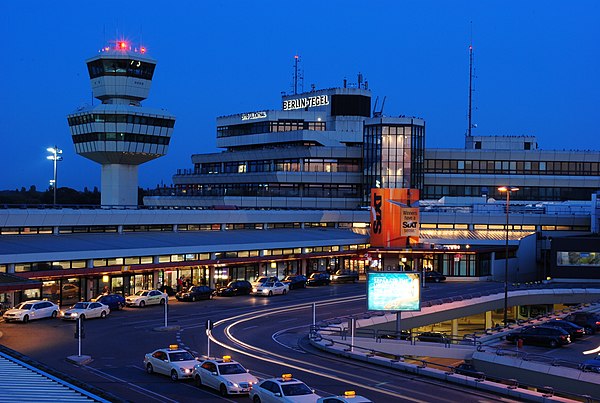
[0,228,369,263]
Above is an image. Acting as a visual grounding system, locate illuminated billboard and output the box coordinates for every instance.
[367,271,421,312]
[370,188,420,248]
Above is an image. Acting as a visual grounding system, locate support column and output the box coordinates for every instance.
[209,266,216,288]
[451,318,459,338]
[485,310,493,329]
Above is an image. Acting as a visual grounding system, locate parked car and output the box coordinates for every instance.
[415,331,449,343]
[193,355,258,396]
[424,271,446,283]
[252,281,289,297]
[144,344,199,381]
[217,280,252,296]
[453,362,482,378]
[126,290,168,307]
[159,285,176,296]
[61,301,109,320]
[252,276,279,288]
[580,354,600,373]
[543,319,585,339]
[2,300,59,323]
[306,272,331,286]
[330,270,359,283]
[250,373,321,402]
[379,330,411,341]
[93,294,126,310]
[505,325,571,348]
[563,312,600,335]
[282,275,307,290]
[176,285,215,302]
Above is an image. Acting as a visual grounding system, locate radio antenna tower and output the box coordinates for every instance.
[292,54,303,95]
[467,23,476,137]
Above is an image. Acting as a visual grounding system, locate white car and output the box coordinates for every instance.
[250,373,321,402]
[3,300,59,323]
[316,391,373,402]
[252,281,289,297]
[61,301,110,320]
[125,289,168,307]
[193,355,258,397]
[144,345,199,381]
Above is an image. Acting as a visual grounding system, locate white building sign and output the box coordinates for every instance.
[283,95,329,111]
[241,111,267,121]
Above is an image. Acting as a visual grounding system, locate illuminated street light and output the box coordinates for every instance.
[498,186,519,326]
[47,146,63,205]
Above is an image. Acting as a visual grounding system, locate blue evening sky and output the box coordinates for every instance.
[1,1,598,191]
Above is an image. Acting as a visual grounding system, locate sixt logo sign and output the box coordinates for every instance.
[372,193,383,234]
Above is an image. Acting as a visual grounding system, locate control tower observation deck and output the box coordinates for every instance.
[67,41,176,206]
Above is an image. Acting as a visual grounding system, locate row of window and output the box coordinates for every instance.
[175,183,361,198]
[194,158,361,175]
[422,185,597,202]
[11,244,368,273]
[217,120,326,138]
[68,114,175,128]
[424,159,600,176]
[72,132,170,145]
[87,59,156,80]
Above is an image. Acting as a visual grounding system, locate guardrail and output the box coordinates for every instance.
[309,324,599,402]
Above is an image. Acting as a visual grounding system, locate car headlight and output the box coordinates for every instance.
[261,289,269,293]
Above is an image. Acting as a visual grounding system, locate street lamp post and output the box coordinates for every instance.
[47,146,63,205]
[498,186,519,326]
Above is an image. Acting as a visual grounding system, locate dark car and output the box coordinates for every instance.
[505,325,571,348]
[454,363,483,378]
[93,293,126,311]
[543,319,585,339]
[282,275,307,290]
[159,285,176,296]
[580,354,600,373]
[424,271,446,283]
[216,280,252,297]
[175,285,215,302]
[379,330,411,341]
[563,312,600,335]
[306,272,331,286]
[330,270,359,283]
[415,331,449,343]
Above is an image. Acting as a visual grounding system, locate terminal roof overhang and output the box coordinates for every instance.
[0,228,369,264]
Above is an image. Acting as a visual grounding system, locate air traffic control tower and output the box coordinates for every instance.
[67,41,175,206]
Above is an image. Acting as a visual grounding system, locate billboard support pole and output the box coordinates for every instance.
[312,302,316,327]
[396,312,401,336]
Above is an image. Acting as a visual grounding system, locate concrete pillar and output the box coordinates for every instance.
[101,164,139,206]
[451,318,459,338]
[485,310,493,329]
[209,266,216,288]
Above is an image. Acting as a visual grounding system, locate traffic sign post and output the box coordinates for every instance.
[74,317,86,356]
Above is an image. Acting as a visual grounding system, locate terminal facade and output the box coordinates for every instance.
[0,46,599,308]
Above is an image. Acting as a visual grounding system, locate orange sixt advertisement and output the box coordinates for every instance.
[370,188,420,248]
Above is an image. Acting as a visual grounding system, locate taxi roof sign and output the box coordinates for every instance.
[281,373,293,381]
[344,390,356,397]
[222,355,232,362]
[168,344,179,350]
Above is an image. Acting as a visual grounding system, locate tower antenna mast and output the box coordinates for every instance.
[293,54,301,95]
[467,24,475,137]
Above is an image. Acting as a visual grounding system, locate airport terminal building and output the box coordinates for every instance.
[0,45,599,308]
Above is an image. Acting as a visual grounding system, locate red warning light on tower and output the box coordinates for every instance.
[119,41,127,50]
[140,46,146,54]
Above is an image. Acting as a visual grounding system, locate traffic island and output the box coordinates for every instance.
[66,355,92,365]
